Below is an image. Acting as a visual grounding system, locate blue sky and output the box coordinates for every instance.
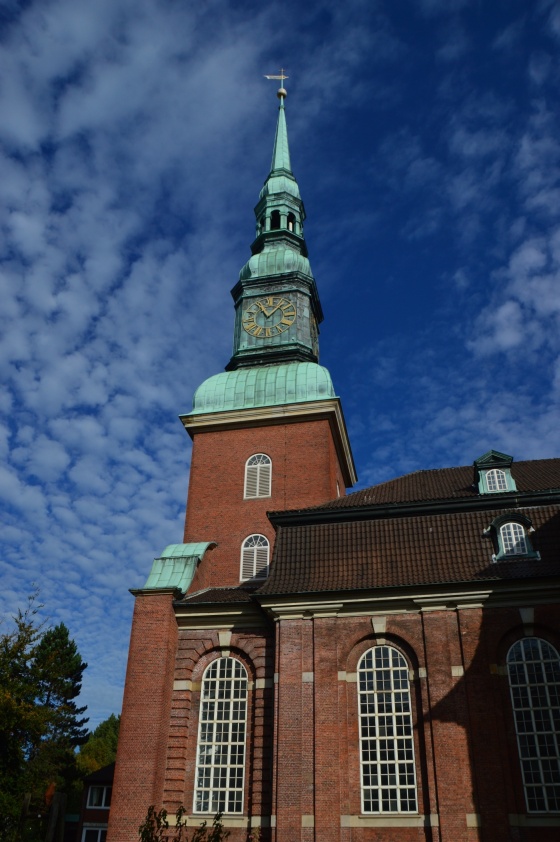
[1,0,559,728]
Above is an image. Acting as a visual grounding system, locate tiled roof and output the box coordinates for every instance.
[259,504,560,596]
[84,762,115,783]
[281,458,560,513]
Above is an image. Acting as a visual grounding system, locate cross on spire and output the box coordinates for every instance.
[264,69,289,99]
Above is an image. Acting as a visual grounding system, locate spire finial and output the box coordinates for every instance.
[264,69,288,101]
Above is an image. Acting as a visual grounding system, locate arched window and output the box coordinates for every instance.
[287,212,295,232]
[240,534,269,581]
[270,210,280,229]
[507,638,560,813]
[358,646,417,813]
[194,657,248,814]
[500,522,528,556]
[486,468,507,492]
[244,454,271,499]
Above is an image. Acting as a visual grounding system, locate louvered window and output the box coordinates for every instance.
[358,646,418,814]
[240,534,269,581]
[507,638,560,812]
[244,454,271,499]
[194,658,248,814]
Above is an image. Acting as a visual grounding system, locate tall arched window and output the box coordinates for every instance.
[240,534,269,581]
[244,454,271,499]
[194,658,248,814]
[507,638,560,813]
[358,646,417,814]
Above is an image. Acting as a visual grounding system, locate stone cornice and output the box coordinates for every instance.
[256,576,560,620]
[173,599,271,630]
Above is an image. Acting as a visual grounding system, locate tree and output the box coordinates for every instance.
[0,595,88,837]
[27,623,89,793]
[77,713,120,776]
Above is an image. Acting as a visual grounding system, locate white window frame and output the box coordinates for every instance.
[86,786,112,809]
[194,657,248,815]
[358,646,418,814]
[507,638,560,813]
[240,534,269,581]
[81,828,107,842]
[244,454,272,499]
[486,468,507,492]
[500,522,528,556]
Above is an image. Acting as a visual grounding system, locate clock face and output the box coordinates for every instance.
[242,296,296,338]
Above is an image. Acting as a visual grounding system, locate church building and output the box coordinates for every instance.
[108,85,560,842]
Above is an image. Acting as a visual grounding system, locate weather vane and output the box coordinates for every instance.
[264,68,288,99]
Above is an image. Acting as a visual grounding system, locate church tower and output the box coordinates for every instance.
[179,83,356,591]
[108,83,355,842]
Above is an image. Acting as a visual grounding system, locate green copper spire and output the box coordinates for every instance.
[270,95,293,177]
[227,84,323,371]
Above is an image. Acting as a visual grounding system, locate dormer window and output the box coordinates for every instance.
[486,468,507,492]
[474,450,517,494]
[484,514,539,562]
[500,522,527,556]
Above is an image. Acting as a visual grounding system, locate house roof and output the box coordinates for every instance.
[258,503,560,596]
[178,458,560,606]
[84,762,115,783]
[272,458,560,514]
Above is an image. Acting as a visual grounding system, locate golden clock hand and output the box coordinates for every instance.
[256,300,272,316]
[264,301,283,318]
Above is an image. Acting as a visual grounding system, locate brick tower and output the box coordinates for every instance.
[108,81,356,842]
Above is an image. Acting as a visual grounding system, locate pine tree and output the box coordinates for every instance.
[27,623,89,794]
[0,597,88,836]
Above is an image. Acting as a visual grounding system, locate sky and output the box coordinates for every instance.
[1,0,560,729]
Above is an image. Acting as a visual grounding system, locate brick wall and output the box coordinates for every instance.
[107,592,178,842]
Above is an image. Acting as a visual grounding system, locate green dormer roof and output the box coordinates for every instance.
[143,543,216,592]
[191,362,335,414]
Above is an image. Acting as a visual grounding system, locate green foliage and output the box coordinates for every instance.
[77,713,120,776]
[0,594,88,838]
[139,808,229,842]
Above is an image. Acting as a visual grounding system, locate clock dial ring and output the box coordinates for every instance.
[242,295,296,338]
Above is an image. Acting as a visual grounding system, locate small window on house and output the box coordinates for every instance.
[240,534,269,581]
[507,638,560,813]
[82,830,107,842]
[486,468,507,492]
[87,786,112,808]
[500,522,528,556]
[270,210,280,229]
[244,454,271,499]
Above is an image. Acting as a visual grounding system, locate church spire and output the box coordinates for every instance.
[270,89,292,176]
[226,82,323,371]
